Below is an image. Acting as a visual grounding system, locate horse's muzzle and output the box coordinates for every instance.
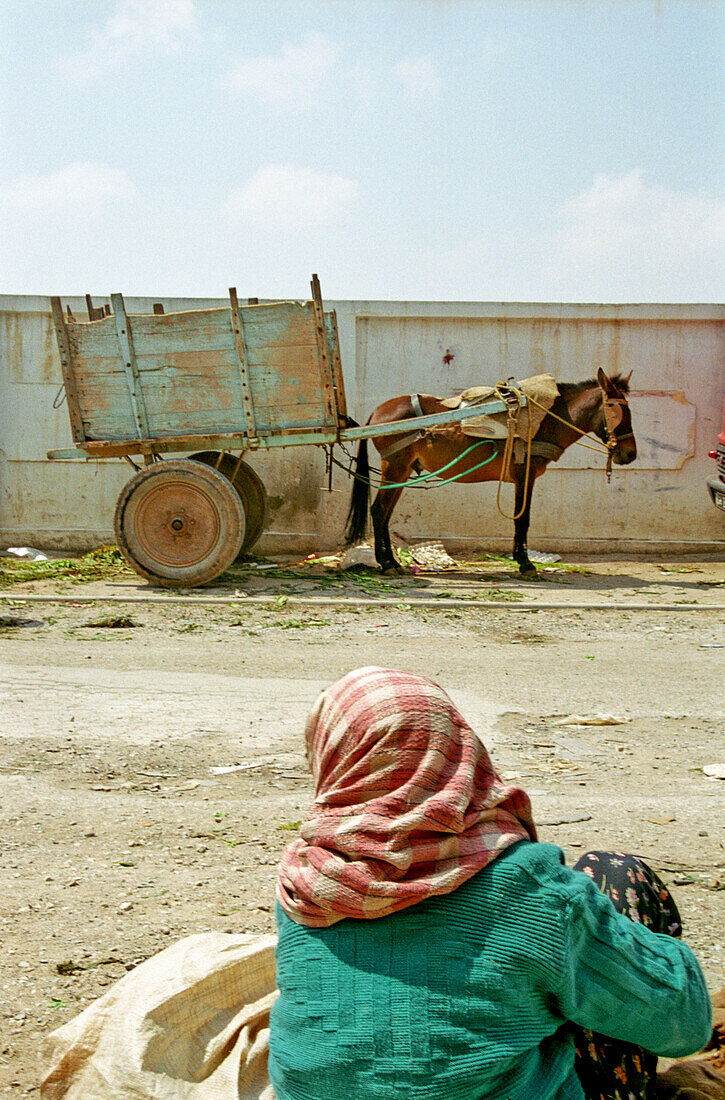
[613,441,637,465]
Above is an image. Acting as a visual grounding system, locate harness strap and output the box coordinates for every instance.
[379,431,423,460]
[532,440,564,461]
[411,393,424,418]
[513,440,564,463]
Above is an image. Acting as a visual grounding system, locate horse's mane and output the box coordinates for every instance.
[558,373,630,399]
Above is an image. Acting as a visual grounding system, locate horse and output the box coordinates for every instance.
[344,368,636,576]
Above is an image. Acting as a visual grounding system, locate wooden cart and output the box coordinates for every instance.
[49,276,527,587]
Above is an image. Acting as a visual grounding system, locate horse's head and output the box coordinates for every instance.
[596,368,637,465]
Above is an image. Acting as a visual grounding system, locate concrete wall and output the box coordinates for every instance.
[1,295,723,556]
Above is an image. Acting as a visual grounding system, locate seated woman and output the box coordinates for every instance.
[269,667,712,1100]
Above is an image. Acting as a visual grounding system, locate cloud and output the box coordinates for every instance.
[0,162,136,219]
[59,0,196,80]
[222,32,339,111]
[394,56,441,103]
[222,165,358,229]
[557,170,725,266]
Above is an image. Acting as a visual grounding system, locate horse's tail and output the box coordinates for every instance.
[344,433,371,545]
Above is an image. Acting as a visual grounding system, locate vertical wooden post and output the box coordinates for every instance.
[327,309,348,420]
[50,297,85,442]
[228,288,258,445]
[310,274,337,427]
[111,292,150,441]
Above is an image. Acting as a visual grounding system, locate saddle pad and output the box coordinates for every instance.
[429,374,559,440]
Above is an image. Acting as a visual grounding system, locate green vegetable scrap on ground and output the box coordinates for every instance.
[0,546,132,588]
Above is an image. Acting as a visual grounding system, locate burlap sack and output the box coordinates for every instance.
[435,373,559,440]
[41,932,278,1100]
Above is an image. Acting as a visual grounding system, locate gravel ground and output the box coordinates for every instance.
[1,554,724,1095]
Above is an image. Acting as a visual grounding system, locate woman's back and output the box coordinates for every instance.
[270,840,710,1100]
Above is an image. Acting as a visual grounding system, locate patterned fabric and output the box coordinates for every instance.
[572,851,684,1100]
[276,667,537,927]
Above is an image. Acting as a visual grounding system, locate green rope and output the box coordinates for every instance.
[378,439,499,490]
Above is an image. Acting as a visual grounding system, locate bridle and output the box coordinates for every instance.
[601,389,635,479]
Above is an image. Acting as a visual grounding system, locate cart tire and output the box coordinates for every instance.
[188,452,267,554]
[113,459,245,587]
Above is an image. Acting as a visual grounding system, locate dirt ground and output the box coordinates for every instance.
[1,552,724,1096]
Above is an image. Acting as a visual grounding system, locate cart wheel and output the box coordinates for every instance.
[188,452,267,554]
[113,459,245,587]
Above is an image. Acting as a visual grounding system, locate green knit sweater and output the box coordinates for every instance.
[269,841,711,1100]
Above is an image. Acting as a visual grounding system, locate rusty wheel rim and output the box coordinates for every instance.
[114,461,245,585]
[131,478,225,568]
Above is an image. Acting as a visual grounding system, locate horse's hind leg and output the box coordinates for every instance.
[371,479,406,574]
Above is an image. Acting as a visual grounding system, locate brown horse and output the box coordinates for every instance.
[345,368,636,575]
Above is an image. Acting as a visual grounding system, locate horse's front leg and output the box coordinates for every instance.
[512,465,537,576]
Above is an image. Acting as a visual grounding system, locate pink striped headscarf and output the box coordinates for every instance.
[276,667,537,927]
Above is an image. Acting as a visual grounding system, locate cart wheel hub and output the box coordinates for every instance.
[165,509,195,536]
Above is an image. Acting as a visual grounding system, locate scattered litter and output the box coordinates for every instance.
[539,814,592,826]
[211,764,263,775]
[210,757,284,776]
[551,714,631,727]
[647,815,676,825]
[527,551,561,564]
[162,780,200,792]
[56,960,87,976]
[700,643,723,649]
[339,543,378,570]
[295,553,339,567]
[703,764,725,780]
[0,615,44,629]
[2,546,48,561]
[80,616,139,629]
[339,539,457,572]
[408,541,457,570]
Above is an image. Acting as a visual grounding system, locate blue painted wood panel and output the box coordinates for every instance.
[64,299,342,443]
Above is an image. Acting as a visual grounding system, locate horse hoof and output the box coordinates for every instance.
[381,565,406,577]
[518,563,538,578]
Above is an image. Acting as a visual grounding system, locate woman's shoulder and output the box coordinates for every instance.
[461,840,590,910]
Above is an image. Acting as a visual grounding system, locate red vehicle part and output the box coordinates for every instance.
[707,397,725,512]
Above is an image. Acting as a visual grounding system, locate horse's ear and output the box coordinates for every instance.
[622,370,633,386]
[597,367,613,392]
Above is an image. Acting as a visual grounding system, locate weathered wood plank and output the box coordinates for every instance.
[310,275,337,425]
[228,287,258,440]
[50,298,86,442]
[325,310,347,419]
[111,293,151,439]
[54,292,343,445]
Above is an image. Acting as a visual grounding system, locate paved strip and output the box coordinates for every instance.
[1,592,724,612]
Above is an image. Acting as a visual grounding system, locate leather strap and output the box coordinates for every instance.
[379,431,423,460]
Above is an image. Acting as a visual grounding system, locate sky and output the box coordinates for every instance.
[1,0,723,302]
